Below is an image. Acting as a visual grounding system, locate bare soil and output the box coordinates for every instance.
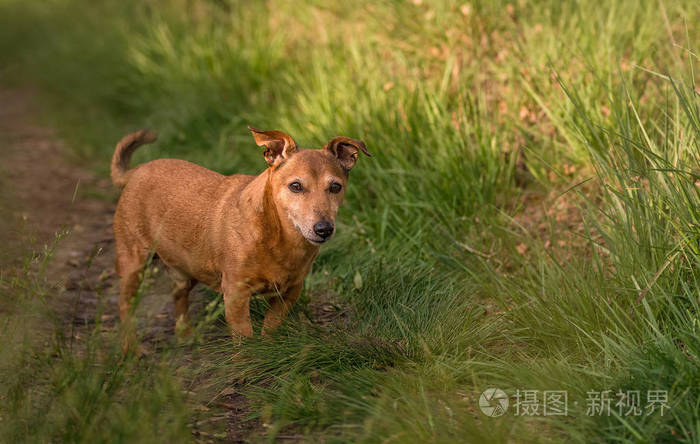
[0,88,181,342]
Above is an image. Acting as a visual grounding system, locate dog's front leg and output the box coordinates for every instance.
[261,283,303,337]
[222,276,254,338]
[223,291,253,338]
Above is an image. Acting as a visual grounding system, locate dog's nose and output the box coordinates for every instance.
[313,221,334,239]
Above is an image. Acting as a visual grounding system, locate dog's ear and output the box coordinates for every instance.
[324,137,371,172]
[248,126,297,166]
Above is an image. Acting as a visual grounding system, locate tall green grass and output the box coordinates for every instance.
[0,245,195,442]
[0,0,698,441]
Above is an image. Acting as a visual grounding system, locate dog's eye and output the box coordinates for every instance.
[329,182,342,194]
[288,182,303,193]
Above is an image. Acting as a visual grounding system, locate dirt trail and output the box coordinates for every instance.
[0,88,185,342]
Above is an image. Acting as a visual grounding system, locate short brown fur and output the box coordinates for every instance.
[111,127,369,346]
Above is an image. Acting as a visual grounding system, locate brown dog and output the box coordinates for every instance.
[111,126,369,341]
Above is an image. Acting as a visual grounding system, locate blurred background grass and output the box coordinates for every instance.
[0,0,698,442]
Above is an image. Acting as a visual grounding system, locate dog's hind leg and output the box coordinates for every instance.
[168,268,197,337]
[115,244,148,352]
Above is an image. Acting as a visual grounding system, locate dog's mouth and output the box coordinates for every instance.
[304,236,328,246]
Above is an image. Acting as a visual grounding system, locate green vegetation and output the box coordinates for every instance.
[1,0,698,441]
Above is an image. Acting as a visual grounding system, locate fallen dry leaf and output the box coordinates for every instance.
[516,243,528,255]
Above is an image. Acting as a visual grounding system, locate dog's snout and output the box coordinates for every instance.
[313,221,334,239]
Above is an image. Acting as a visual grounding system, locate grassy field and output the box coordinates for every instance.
[1,0,699,442]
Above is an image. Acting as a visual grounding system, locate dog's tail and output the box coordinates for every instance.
[111,129,157,189]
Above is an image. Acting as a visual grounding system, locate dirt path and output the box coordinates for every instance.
[0,88,182,341]
[0,88,265,442]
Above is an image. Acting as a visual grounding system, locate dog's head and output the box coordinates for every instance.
[248,126,370,246]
